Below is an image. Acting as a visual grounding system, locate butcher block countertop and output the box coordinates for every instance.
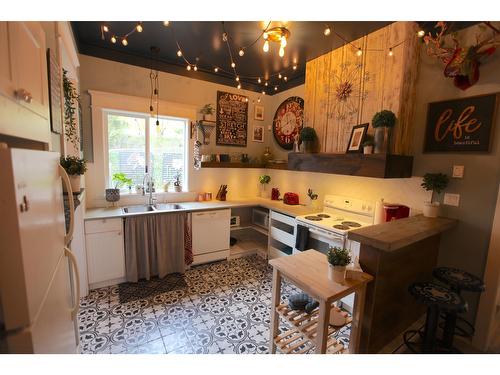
[347,215,458,252]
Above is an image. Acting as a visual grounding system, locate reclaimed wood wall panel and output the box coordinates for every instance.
[304,22,419,155]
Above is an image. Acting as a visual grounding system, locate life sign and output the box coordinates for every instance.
[424,93,498,153]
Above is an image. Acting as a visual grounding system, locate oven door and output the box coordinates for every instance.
[293,223,346,255]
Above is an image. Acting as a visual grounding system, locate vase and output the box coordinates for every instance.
[259,184,270,199]
[311,199,320,210]
[203,114,215,122]
[69,175,81,193]
[105,188,120,203]
[174,185,182,193]
[374,127,387,154]
[423,202,440,218]
[302,140,314,153]
[363,145,373,154]
[328,264,346,284]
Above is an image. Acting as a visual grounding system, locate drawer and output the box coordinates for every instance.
[270,210,296,227]
[270,227,295,248]
[85,218,123,234]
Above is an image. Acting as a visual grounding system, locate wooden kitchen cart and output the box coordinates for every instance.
[268,250,373,354]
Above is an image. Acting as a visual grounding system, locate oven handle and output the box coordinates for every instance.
[308,228,345,242]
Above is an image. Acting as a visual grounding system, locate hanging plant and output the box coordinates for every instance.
[63,69,80,148]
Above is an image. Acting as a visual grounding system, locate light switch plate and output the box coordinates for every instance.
[452,165,464,178]
[444,193,460,207]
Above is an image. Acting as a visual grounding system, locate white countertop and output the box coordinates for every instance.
[85,197,320,221]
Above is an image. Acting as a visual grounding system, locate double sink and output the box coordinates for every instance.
[122,203,184,214]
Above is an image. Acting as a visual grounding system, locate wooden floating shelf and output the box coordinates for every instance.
[200,161,288,170]
[274,304,351,354]
[287,152,413,179]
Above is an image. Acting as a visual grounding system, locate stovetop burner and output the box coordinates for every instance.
[304,216,322,221]
[342,221,362,228]
[317,214,331,218]
[333,224,350,230]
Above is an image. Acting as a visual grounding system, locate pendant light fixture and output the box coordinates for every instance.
[149,46,160,126]
[262,26,290,57]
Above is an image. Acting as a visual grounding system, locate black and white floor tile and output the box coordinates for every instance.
[78,255,351,354]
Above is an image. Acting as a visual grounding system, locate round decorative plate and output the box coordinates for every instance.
[272,96,304,150]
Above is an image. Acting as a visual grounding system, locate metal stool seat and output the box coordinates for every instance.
[404,282,467,353]
[433,267,485,339]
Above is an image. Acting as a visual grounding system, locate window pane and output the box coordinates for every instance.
[150,118,186,192]
[108,114,146,191]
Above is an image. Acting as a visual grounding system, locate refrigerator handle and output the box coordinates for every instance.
[65,247,81,320]
[58,165,74,246]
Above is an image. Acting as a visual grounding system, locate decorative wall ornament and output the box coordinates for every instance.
[272,96,304,150]
[423,22,500,90]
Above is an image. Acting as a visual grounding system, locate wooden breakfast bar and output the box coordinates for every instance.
[268,250,373,354]
[348,215,458,353]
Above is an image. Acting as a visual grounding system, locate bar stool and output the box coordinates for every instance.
[404,282,467,353]
[433,267,485,342]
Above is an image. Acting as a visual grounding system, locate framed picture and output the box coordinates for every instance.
[346,123,369,153]
[254,104,264,121]
[216,91,248,147]
[252,125,264,142]
[46,48,63,134]
[423,93,499,153]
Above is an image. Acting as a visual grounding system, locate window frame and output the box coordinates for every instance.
[103,109,189,193]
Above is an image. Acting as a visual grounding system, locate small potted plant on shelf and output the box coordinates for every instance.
[421,173,449,217]
[307,188,320,209]
[200,103,215,121]
[173,171,182,192]
[106,172,132,204]
[300,126,317,153]
[362,134,375,154]
[327,246,352,284]
[371,110,396,154]
[259,175,271,198]
[60,156,87,193]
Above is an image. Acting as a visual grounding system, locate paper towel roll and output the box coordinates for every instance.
[374,198,385,224]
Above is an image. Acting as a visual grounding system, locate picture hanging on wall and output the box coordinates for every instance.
[254,105,264,121]
[46,48,63,134]
[216,91,248,147]
[423,93,499,153]
[346,123,369,153]
[252,125,264,142]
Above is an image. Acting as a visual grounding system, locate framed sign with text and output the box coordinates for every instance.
[424,93,499,153]
[216,91,248,147]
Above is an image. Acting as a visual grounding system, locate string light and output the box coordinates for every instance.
[284,76,288,81]
[214,67,219,72]
[324,26,331,36]
[245,98,249,102]
[122,38,128,46]
[262,90,266,95]
[239,49,244,56]
[257,97,261,103]
[258,77,261,83]
[177,50,182,57]
[388,48,394,57]
[193,65,198,71]
[265,82,268,86]
[110,35,117,44]
[278,73,282,79]
[293,65,297,70]
[103,25,109,32]
[237,83,241,89]
[136,22,143,33]
[186,65,191,71]
[263,40,269,52]
[235,76,240,82]
[163,21,170,27]
[417,30,425,38]
[231,61,236,68]
[356,48,363,57]
[274,86,278,91]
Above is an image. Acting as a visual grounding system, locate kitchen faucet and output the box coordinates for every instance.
[142,167,155,206]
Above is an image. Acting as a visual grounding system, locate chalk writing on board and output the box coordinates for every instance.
[216,91,248,146]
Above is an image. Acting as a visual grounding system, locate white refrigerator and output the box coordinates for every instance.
[0,146,80,353]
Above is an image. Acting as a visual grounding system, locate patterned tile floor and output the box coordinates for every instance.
[78,255,350,354]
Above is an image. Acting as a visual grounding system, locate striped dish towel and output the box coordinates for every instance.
[184,214,193,265]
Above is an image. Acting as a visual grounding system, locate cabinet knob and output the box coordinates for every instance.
[14,89,32,103]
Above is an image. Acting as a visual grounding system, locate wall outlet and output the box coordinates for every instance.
[444,193,460,207]
[452,165,464,178]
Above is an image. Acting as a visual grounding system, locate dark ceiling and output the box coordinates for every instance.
[71,21,392,95]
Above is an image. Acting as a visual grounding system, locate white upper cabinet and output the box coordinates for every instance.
[0,22,50,144]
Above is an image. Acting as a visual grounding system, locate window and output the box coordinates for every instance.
[106,111,188,192]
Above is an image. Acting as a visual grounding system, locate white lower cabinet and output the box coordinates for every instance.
[84,218,125,289]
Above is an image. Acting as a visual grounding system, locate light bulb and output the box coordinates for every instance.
[231,62,236,68]
[214,67,219,72]
[324,26,331,36]
[417,30,425,38]
[136,23,143,33]
[279,46,285,57]
[284,76,288,81]
[280,36,287,48]
[293,65,297,70]
[186,65,191,71]
[193,65,198,71]
[239,49,244,57]
[245,98,249,102]
[356,48,362,57]
[177,50,182,57]
[263,40,269,53]
[278,73,282,79]
[257,97,261,103]
[235,76,240,82]
[274,86,278,91]
[265,82,268,87]
[388,48,394,57]
[258,77,261,83]
[110,35,117,44]
[237,83,241,89]
[262,90,266,95]
[263,32,268,40]
[103,25,109,32]
[122,38,128,46]
[163,21,170,26]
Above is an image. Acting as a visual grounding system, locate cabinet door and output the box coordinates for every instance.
[9,22,49,120]
[0,22,15,97]
[85,230,125,285]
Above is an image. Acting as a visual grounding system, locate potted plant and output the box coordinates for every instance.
[173,171,182,192]
[60,156,87,192]
[300,126,317,153]
[372,110,396,154]
[307,188,320,209]
[259,175,271,198]
[200,103,215,121]
[362,134,375,154]
[421,173,449,217]
[106,172,132,203]
[327,247,352,284]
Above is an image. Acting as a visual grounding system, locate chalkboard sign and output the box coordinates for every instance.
[216,91,248,147]
[424,93,498,153]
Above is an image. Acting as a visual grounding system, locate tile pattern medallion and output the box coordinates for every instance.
[78,255,351,354]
